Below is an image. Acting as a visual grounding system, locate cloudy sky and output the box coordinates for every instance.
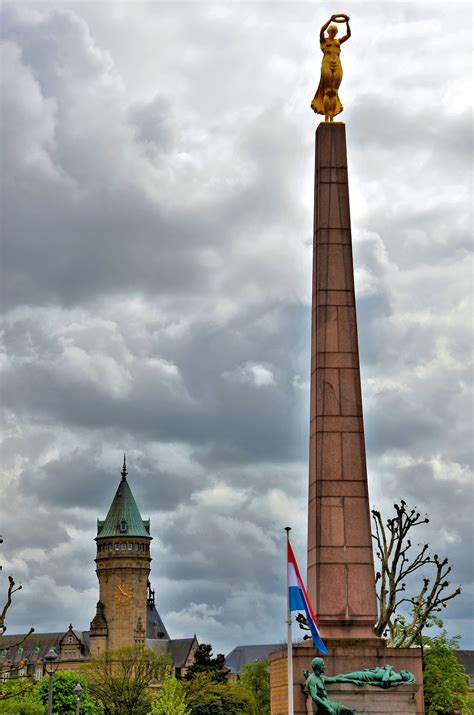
[1,0,472,655]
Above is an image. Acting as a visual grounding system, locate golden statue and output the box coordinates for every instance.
[311,14,351,122]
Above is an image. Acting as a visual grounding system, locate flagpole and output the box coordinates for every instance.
[285,527,294,715]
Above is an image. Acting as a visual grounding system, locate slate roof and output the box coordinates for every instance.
[1,631,197,669]
[169,637,198,668]
[1,633,64,661]
[97,460,150,538]
[147,602,170,640]
[145,639,170,658]
[455,650,474,674]
[225,643,282,675]
[144,638,197,668]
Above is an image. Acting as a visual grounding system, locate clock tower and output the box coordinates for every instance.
[89,457,153,655]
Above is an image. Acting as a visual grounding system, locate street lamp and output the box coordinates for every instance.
[73,683,83,715]
[43,647,59,715]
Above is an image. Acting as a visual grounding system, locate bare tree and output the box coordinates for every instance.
[81,644,170,715]
[1,535,34,643]
[372,501,461,647]
[1,536,34,698]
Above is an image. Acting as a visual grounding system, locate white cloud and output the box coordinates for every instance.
[223,362,276,387]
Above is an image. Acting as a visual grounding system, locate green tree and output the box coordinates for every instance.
[184,645,228,684]
[423,630,474,715]
[0,686,45,714]
[0,675,36,704]
[239,660,270,715]
[184,673,256,715]
[82,645,170,715]
[36,671,99,714]
[148,667,189,715]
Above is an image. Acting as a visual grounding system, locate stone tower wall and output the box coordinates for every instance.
[93,537,151,652]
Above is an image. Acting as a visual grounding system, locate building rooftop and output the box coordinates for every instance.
[0,632,69,662]
[97,456,150,538]
[169,637,198,668]
[455,650,474,674]
[225,643,282,675]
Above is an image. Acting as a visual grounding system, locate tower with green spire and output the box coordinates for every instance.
[89,456,161,654]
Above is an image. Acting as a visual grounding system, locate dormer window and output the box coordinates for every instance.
[119,519,128,533]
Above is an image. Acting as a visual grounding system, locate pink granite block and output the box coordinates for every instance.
[342,432,366,481]
[326,290,353,306]
[327,245,348,290]
[319,368,341,416]
[344,498,372,546]
[322,305,339,352]
[340,368,361,416]
[319,353,357,369]
[318,546,374,564]
[318,183,331,228]
[317,244,329,290]
[329,182,343,228]
[348,564,379,617]
[337,305,357,352]
[320,499,345,546]
[337,183,351,228]
[320,432,342,480]
[317,416,363,433]
[317,563,347,614]
[319,481,367,498]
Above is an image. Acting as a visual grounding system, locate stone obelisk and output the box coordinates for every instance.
[270,20,424,709]
[270,122,425,714]
[307,122,378,638]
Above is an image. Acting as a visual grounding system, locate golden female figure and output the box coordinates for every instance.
[311,14,351,122]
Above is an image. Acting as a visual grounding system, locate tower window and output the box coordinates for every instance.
[134,543,138,551]
[121,543,126,551]
[119,519,128,533]
[115,544,120,551]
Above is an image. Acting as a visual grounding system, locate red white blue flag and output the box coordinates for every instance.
[288,540,327,654]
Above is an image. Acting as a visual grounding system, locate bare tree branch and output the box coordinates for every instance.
[1,540,35,652]
[372,501,461,647]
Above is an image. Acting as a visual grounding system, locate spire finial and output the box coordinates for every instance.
[121,453,128,479]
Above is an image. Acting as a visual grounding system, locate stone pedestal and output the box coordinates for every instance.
[307,684,419,714]
[270,641,424,715]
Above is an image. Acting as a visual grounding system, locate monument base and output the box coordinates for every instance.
[270,640,424,715]
[306,684,419,714]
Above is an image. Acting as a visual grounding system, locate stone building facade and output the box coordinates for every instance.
[0,459,198,681]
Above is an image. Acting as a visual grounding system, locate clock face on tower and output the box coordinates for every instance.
[114,582,134,606]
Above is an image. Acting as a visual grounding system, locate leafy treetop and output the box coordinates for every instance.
[184,644,229,684]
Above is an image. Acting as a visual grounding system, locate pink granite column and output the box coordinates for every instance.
[307,123,378,638]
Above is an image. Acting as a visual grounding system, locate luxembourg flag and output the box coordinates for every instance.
[288,540,327,655]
